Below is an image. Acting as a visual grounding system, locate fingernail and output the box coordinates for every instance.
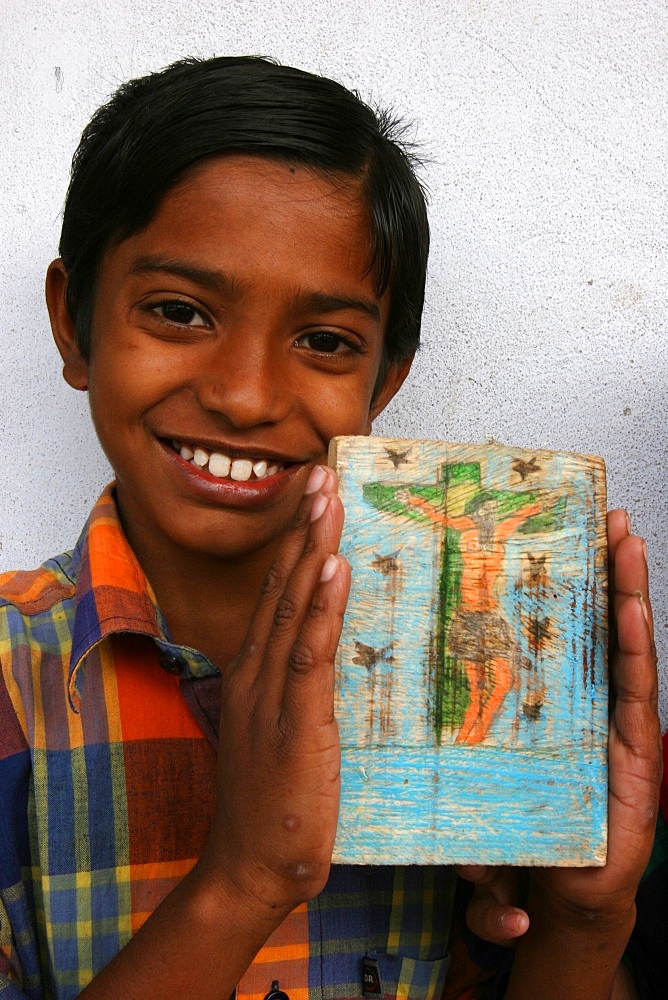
[634,589,650,624]
[633,589,650,622]
[501,909,529,934]
[625,512,632,535]
[310,492,330,522]
[305,465,328,494]
[642,539,648,564]
[320,554,339,582]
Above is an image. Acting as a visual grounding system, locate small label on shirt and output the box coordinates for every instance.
[363,957,382,997]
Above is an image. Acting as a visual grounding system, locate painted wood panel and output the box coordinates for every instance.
[329,436,608,866]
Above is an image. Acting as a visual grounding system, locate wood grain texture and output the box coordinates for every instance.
[328,436,608,866]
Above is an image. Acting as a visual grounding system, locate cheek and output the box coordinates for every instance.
[307,383,375,440]
[89,344,180,410]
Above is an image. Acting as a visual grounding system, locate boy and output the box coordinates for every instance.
[0,56,660,1000]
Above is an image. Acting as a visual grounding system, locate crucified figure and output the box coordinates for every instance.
[397,489,542,745]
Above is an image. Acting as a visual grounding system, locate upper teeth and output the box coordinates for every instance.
[172,441,281,481]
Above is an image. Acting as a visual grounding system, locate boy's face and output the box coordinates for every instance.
[50,156,411,566]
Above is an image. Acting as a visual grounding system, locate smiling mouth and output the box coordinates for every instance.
[171,440,287,482]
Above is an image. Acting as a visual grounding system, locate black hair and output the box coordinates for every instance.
[59,56,429,373]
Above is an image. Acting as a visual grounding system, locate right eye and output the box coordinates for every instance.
[152,300,208,327]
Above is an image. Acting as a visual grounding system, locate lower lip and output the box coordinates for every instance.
[160,441,304,508]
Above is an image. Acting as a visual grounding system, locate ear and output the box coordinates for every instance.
[45,258,89,391]
[367,354,414,430]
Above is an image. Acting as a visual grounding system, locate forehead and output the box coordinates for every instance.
[100,155,383,309]
[153,156,368,263]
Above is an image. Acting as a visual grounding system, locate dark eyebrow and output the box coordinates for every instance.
[130,255,381,322]
[130,256,246,298]
[291,290,381,323]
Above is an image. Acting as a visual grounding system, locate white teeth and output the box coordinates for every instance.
[230,459,253,481]
[209,452,231,478]
[174,439,283,480]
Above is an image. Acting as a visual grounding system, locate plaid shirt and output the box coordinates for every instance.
[0,487,496,1000]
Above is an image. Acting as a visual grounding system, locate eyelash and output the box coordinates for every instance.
[146,300,365,356]
[148,299,210,328]
[296,330,364,356]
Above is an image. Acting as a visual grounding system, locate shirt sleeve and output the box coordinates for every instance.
[0,661,40,998]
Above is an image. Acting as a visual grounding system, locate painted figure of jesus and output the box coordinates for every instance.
[397,489,542,745]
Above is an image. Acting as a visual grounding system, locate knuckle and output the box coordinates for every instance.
[307,598,345,651]
[291,500,311,534]
[288,640,318,673]
[274,593,299,631]
[307,592,329,620]
[301,535,318,558]
[261,563,286,601]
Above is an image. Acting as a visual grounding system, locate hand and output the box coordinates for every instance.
[199,465,350,916]
[455,865,529,946]
[527,509,661,922]
[460,510,662,994]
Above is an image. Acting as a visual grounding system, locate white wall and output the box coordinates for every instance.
[1,0,666,723]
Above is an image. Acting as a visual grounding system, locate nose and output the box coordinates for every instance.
[194,334,291,430]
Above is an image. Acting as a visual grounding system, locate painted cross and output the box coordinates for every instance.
[362,458,566,744]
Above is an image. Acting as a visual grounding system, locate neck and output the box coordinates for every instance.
[156,550,275,670]
[120,516,280,671]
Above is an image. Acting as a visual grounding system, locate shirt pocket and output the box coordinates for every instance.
[370,951,451,1000]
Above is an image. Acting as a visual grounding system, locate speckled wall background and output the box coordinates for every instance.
[1,0,666,725]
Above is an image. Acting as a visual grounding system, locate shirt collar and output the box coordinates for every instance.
[68,485,218,709]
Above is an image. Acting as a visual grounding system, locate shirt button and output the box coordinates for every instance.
[160,654,181,674]
[264,981,290,1000]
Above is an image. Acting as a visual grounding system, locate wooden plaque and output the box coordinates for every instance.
[329,436,608,866]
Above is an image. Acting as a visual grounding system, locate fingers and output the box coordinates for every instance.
[613,595,655,691]
[252,465,334,641]
[608,510,653,631]
[608,511,657,720]
[467,900,530,946]
[281,551,351,729]
[259,468,346,699]
[234,464,346,710]
[456,866,529,946]
[240,466,333,659]
[607,508,632,559]
[610,594,660,776]
[606,513,661,885]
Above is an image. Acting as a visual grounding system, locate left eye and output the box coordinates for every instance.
[154,301,207,326]
[299,331,350,354]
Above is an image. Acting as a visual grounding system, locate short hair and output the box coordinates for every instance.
[59,56,429,374]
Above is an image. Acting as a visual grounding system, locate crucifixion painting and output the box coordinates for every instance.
[328,436,608,866]
[359,454,567,747]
